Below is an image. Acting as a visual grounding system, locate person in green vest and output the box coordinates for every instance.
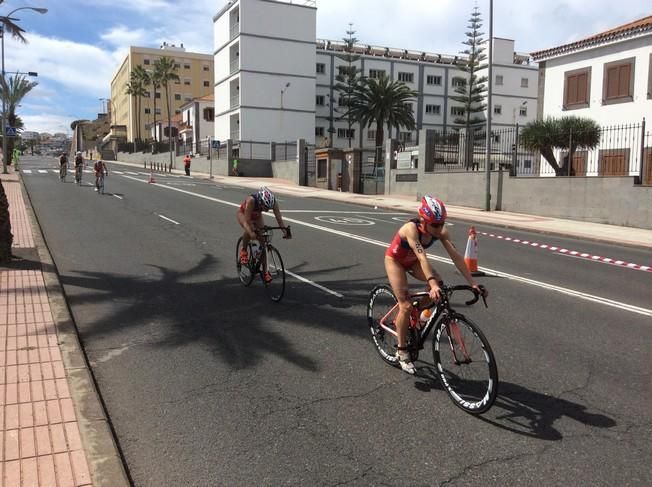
[12,148,21,167]
[232,158,239,176]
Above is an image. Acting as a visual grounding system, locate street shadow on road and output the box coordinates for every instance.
[411,365,616,440]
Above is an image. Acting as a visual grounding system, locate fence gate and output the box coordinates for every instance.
[360,147,385,194]
[304,144,316,186]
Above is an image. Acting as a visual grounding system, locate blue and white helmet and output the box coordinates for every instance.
[258,186,275,210]
[418,195,447,224]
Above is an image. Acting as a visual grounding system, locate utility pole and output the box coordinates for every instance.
[484,0,494,211]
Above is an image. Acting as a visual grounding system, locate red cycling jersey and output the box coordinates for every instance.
[385,219,437,268]
[239,193,266,220]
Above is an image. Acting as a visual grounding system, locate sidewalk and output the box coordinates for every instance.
[120,160,652,249]
[1,166,128,487]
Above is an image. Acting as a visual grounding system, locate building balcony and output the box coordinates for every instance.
[230,60,239,74]
[230,24,239,40]
[230,95,239,109]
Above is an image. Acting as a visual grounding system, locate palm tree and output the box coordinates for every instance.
[153,57,179,166]
[148,68,161,145]
[520,116,601,176]
[348,74,417,155]
[131,65,150,145]
[125,71,146,149]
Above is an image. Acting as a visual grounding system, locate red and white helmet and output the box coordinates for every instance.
[258,186,275,210]
[418,195,447,224]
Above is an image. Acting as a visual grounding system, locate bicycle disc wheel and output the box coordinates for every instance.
[235,237,255,286]
[367,286,400,367]
[432,314,498,414]
[263,245,285,302]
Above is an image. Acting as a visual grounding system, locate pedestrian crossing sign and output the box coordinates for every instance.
[5,126,17,137]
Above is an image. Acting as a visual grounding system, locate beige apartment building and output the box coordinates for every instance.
[110,43,214,142]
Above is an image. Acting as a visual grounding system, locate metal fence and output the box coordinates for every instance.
[273,142,297,161]
[232,141,272,160]
[425,120,650,179]
[360,146,385,194]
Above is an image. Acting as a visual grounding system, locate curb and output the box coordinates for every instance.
[19,174,132,487]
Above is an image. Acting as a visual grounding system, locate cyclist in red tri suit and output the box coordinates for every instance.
[237,186,291,282]
[93,160,108,191]
[384,195,487,374]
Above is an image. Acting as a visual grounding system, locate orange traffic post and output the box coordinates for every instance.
[464,226,484,276]
[148,169,156,184]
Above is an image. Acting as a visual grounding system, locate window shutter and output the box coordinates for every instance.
[618,65,630,97]
[567,74,578,105]
[577,73,587,103]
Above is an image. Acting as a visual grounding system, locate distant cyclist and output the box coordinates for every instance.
[74,151,84,185]
[59,152,68,181]
[94,159,108,192]
[384,195,487,374]
[237,186,291,282]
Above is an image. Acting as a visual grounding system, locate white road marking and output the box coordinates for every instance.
[22,169,32,174]
[113,194,123,200]
[38,169,48,173]
[315,216,375,225]
[122,176,652,317]
[91,345,130,364]
[157,214,180,225]
[284,269,344,298]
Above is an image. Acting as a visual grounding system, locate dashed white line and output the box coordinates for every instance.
[113,194,123,200]
[284,269,343,298]
[157,214,180,225]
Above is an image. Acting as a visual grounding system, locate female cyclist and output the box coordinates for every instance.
[384,195,487,374]
[237,186,291,282]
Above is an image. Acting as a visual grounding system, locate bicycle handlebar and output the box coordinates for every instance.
[409,284,488,308]
[260,225,292,239]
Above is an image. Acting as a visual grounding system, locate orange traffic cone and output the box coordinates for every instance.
[148,169,156,184]
[464,226,483,276]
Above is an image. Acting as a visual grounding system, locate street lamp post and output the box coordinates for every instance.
[1,6,48,174]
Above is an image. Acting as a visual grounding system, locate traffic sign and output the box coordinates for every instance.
[211,140,221,149]
[5,126,17,137]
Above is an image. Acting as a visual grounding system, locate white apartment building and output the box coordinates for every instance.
[213,0,536,149]
[531,15,652,179]
[179,94,215,152]
[213,0,316,145]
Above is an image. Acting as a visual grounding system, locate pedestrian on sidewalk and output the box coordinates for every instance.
[184,153,191,176]
[232,158,239,176]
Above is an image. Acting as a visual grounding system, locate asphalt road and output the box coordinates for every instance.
[20,156,652,486]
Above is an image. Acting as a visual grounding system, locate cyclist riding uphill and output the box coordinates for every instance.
[384,195,487,375]
[94,159,108,191]
[237,186,291,282]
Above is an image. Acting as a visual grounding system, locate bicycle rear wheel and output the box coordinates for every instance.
[263,245,285,302]
[60,166,66,182]
[235,237,255,286]
[432,314,498,414]
[367,286,400,367]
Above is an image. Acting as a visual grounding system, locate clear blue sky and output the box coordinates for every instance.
[6,0,650,135]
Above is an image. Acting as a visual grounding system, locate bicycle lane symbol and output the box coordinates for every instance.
[315,216,375,226]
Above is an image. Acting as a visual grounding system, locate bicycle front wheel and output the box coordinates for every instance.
[235,237,255,286]
[432,314,498,414]
[263,245,285,302]
[367,286,400,367]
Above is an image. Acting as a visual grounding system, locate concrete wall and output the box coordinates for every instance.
[272,159,299,184]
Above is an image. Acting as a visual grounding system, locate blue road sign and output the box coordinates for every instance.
[211,140,221,149]
[5,126,17,137]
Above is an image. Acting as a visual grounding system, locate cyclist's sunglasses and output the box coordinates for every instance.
[430,222,445,229]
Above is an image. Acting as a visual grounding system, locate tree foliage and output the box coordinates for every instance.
[520,116,601,176]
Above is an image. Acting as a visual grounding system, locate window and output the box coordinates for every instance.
[174,63,180,69]
[495,75,504,85]
[426,75,442,86]
[519,106,528,117]
[451,106,464,116]
[203,81,210,87]
[184,79,191,85]
[368,130,376,140]
[184,63,191,70]
[316,63,325,74]
[523,159,532,170]
[175,109,181,115]
[399,132,412,142]
[404,102,413,112]
[184,96,192,102]
[317,159,327,179]
[452,77,466,87]
[316,95,325,106]
[315,126,324,136]
[603,58,634,104]
[155,92,161,99]
[203,108,214,121]
[337,128,355,138]
[143,59,150,65]
[144,108,151,114]
[174,94,181,100]
[425,104,441,115]
[398,72,414,83]
[521,77,529,88]
[338,97,349,106]
[155,108,161,115]
[143,92,151,98]
[174,80,180,85]
[337,66,353,77]
[369,69,386,79]
[564,67,591,109]
[493,105,502,115]
[203,65,210,72]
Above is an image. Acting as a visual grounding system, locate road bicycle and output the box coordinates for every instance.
[59,163,67,182]
[236,225,291,302]
[96,173,106,194]
[75,165,83,185]
[367,283,498,414]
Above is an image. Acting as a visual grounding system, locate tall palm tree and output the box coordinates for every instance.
[149,68,161,145]
[131,65,150,144]
[349,74,417,153]
[125,72,146,148]
[153,57,179,165]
